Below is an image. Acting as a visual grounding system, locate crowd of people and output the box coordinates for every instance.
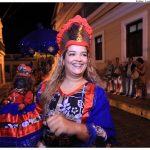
[104,57,147,99]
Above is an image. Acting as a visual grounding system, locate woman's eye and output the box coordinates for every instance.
[82,53,87,57]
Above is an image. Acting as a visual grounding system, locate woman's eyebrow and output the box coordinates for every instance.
[67,50,76,53]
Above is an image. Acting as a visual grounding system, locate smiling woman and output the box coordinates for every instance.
[37,15,116,147]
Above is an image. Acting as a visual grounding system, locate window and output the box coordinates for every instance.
[126,19,143,57]
[95,35,102,60]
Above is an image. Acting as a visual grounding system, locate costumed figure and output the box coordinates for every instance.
[0,64,43,147]
[37,15,116,147]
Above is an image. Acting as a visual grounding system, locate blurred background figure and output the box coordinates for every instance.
[125,57,136,97]
[0,64,43,147]
[35,56,55,107]
[134,58,146,99]
[113,57,123,95]
[104,60,114,92]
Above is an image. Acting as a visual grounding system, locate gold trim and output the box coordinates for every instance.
[76,25,83,42]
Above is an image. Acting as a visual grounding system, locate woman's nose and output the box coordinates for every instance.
[75,54,82,61]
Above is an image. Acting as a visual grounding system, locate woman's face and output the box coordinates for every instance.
[63,45,88,78]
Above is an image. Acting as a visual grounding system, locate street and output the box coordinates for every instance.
[111,107,150,147]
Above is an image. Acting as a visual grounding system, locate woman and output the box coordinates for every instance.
[38,15,116,147]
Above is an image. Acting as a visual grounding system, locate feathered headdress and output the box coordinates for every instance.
[56,15,93,55]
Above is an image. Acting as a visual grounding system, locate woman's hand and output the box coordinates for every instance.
[37,141,46,148]
[46,114,76,136]
[45,114,89,141]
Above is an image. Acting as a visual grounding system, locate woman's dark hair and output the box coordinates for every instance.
[136,58,144,64]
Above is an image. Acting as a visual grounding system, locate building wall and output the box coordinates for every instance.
[93,19,122,65]
[0,18,5,84]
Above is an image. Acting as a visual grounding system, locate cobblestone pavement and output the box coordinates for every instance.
[110,107,150,147]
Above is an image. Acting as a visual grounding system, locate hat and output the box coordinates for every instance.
[56,15,93,55]
[16,64,32,77]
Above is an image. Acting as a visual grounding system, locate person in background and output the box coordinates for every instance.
[0,64,43,147]
[113,57,123,95]
[37,15,116,147]
[130,63,139,98]
[40,62,52,81]
[134,58,146,99]
[120,61,127,95]
[36,56,56,105]
[104,60,114,93]
[125,57,135,97]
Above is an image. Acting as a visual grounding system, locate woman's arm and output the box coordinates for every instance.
[84,85,116,146]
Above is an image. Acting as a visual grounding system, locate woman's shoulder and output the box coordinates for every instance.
[95,84,106,94]
[87,81,105,94]
[88,82,107,100]
[86,83,109,110]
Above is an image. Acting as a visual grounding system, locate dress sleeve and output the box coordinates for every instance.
[85,85,116,146]
[36,81,47,103]
[24,91,34,105]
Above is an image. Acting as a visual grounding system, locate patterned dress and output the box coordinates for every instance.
[41,82,116,147]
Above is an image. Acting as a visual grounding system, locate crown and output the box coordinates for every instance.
[56,15,93,55]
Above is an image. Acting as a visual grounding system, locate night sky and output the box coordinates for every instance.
[0,2,55,54]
